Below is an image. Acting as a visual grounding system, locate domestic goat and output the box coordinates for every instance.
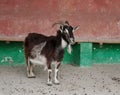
[24,21,79,86]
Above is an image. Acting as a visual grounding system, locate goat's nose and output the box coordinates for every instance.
[71,41,75,45]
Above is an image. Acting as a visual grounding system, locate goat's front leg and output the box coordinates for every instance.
[47,64,52,86]
[54,62,61,85]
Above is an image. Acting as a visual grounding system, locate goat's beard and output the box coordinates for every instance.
[67,44,72,54]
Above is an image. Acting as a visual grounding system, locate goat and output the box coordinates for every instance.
[24,21,79,86]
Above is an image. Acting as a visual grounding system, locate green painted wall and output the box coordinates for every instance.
[0,41,80,65]
[0,41,25,65]
[63,43,80,65]
[0,41,120,66]
[80,43,92,66]
[93,43,120,64]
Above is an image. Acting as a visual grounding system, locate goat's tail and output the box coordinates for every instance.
[24,36,29,66]
[24,37,28,47]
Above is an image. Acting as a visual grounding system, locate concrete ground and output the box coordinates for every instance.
[0,64,120,95]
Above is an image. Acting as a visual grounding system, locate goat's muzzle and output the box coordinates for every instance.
[70,38,75,45]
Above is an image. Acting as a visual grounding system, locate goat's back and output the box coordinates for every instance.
[25,33,56,46]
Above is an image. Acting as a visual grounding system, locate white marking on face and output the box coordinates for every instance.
[65,29,69,34]
[61,38,67,48]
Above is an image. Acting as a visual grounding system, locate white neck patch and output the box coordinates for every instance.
[61,38,72,54]
[61,38,67,48]
[67,44,72,54]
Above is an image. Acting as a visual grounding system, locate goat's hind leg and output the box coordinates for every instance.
[27,59,36,78]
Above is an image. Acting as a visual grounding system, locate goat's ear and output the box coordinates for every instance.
[73,26,80,32]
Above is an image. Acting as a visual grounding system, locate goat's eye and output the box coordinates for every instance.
[65,32,68,34]
[64,32,68,36]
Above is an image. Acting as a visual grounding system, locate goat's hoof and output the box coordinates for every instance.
[27,75,36,78]
[54,82,60,85]
[54,81,60,85]
[47,84,52,86]
[28,76,36,78]
[47,82,52,86]
[54,83,60,85]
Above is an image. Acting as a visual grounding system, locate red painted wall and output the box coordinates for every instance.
[0,0,120,43]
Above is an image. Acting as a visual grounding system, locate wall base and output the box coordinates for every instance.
[0,41,120,66]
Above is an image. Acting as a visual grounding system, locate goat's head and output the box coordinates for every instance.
[53,21,79,45]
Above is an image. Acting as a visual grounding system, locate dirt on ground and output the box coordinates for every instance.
[0,64,120,95]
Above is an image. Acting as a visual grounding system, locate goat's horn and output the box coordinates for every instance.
[65,21,69,25]
[52,21,65,27]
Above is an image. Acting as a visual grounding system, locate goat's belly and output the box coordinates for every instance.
[29,55,47,65]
